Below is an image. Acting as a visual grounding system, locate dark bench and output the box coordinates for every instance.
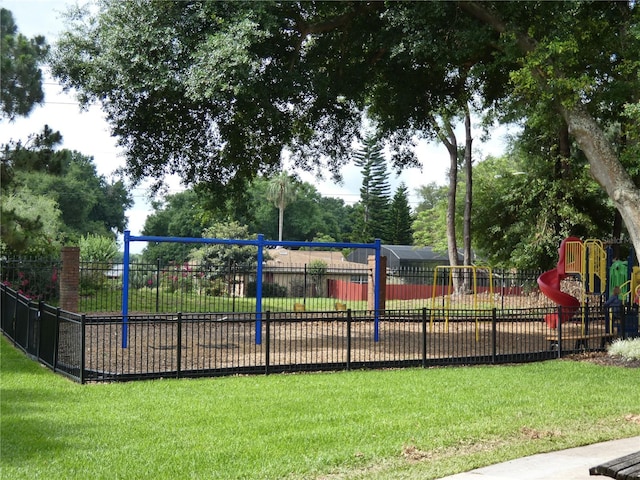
[590,450,640,479]
[545,333,617,350]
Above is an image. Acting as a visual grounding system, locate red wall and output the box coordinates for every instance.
[328,279,450,301]
[327,280,522,301]
[327,279,367,301]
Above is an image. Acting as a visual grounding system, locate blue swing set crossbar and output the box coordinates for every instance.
[121,231,382,348]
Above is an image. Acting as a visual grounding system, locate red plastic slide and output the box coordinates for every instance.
[537,237,582,328]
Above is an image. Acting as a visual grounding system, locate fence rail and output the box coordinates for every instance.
[3,283,635,383]
[1,255,564,313]
[110,263,555,312]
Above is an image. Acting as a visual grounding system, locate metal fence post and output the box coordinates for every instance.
[557,306,563,358]
[80,314,86,384]
[11,290,18,347]
[53,307,60,373]
[422,308,427,368]
[156,258,161,313]
[491,308,497,364]
[36,301,43,360]
[177,312,182,378]
[346,309,352,371]
[256,235,264,345]
[265,311,270,375]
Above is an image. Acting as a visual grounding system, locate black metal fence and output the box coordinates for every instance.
[4,283,636,383]
[80,261,556,313]
[1,255,564,313]
[1,284,84,382]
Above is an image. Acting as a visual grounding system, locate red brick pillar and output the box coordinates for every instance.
[60,246,80,312]
[368,255,386,311]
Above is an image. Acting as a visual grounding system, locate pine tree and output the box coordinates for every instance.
[352,134,391,243]
[388,183,414,245]
[1,8,48,120]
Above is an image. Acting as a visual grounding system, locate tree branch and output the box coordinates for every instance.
[457,2,537,53]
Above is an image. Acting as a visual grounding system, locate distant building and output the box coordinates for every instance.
[347,245,459,271]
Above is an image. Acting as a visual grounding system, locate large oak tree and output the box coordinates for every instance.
[51,1,640,257]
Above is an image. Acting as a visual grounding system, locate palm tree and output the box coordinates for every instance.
[266,172,298,241]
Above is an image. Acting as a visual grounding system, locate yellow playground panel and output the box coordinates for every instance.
[564,239,607,295]
[564,239,639,334]
[622,266,640,305]
[429,265,494,341]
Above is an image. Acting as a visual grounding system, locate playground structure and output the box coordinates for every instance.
[429,266,495,340]
[537,236,639,335]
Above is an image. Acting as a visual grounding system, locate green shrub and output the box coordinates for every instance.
[246,281,287,297]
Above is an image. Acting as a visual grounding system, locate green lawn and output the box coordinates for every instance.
[1,335,639,480]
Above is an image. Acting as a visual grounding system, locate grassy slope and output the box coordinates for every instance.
[1,335,639,479]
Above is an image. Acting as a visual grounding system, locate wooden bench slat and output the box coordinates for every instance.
[619,464,640,480]
[590,451,640,479]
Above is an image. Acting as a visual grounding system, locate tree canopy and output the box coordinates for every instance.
[1,126,133,254]
[51,1,640,259]
[1,8,48,120]
[141,177,356,263]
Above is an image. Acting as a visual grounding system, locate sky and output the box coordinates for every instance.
[1,0,513,252]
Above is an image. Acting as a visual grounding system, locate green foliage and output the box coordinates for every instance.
[78,234,119,295]
[412,183,455,254]
[49,1,640,257]
[51,1,313,197]
[16,148,132,241]
[0,8,48,120]
[352,134,391,243]
[308,259,328,296]
[79,234,119,263]
[225,176,355,243]
[140,179,356,261]
[191,221,260,273]
[129,260,155,290]
[2,126,132,249]
[471,130,615,269]
[266,172,298,241]
[0,187,63,256]
[141,189,208,263]
[0,257,59,301]
[388,182,414,245]
[159,262,197,294]
[246,280,287,298]
[308,259,328,277]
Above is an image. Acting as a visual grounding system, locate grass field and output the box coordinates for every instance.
[2,335,639,480]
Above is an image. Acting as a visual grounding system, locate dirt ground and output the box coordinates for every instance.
[565,351,640,368]
[78,312,636,379]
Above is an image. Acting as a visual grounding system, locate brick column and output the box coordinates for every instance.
[60,246,80,312]
[368,255,386,311]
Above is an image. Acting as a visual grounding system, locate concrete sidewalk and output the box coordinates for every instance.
[437,436,640,480]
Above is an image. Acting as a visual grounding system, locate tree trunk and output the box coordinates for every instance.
[463,105,473,267]
[561,105,640,256]
[442,122,459,268]
[278,205,284,242]
[437,118,461,292]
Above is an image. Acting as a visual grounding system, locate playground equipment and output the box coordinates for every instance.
[121,231,384,348]
[537,237,606,328]
[538,236,639,334]
[429,265,494,341]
